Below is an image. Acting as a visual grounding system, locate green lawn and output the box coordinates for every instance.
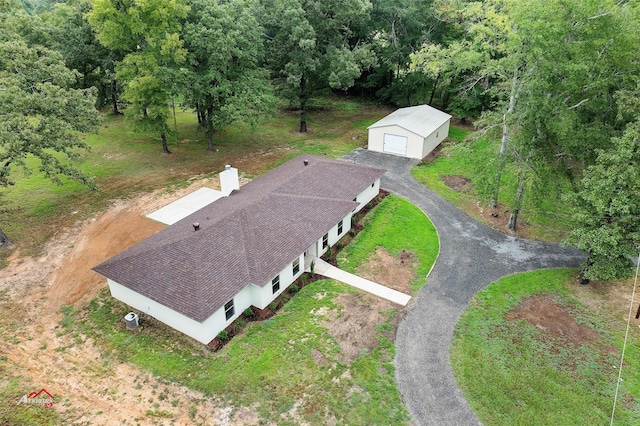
[411,133,573,241]
[339,195,439,290]
[451,269,640,425]
[0,96,391,264]
[59,194,438,424]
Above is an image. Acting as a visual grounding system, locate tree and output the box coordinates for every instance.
[369,0,449,105]
[0,2,101,242]
[262,0,375,132]
[42,0,116,109]
[182,0,274,151]
[567,122,640,280]
[412,0,639,231]
[87,0,189,153]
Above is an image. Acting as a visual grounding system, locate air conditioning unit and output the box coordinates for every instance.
[124,312,139,330]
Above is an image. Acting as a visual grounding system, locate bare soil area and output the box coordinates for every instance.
[0,176,264,425]
[506,295,601,347]
[356,248,416,294]
[323,292,398,364]
[440,174,532,237]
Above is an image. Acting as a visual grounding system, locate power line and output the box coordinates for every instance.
[610,251,640,425]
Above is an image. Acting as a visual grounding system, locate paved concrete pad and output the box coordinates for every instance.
[308,257,411,306]
[146,187,224,225]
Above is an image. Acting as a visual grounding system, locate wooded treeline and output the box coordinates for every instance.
[2,0,640,279]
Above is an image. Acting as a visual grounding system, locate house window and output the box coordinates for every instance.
[371,182,375,188]
[338,220,343,235]
[224,299,235,321]
[293,258,300,275]
[272,275,280,294]
[322,233,329,249]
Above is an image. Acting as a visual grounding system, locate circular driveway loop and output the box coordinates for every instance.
[342,149,584,426]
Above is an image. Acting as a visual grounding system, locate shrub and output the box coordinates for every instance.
[243,307,255,317]
[326,246,333,259]
[232,319,247,333]
[336,242,343,250]
[349,229,356,237]
[289,284,299,293]
[217,330,228,341]
[269,301,278,310]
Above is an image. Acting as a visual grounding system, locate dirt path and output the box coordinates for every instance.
[0,176,260,425]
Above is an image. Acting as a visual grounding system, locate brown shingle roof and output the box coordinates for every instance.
[93,154,386,322]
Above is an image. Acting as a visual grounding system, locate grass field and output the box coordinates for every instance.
[58,194,437,424]
[338,195,439,290]
[451,269,640,425]
[0,97,394,265]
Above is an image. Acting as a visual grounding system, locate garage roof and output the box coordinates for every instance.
[368,105,451,138]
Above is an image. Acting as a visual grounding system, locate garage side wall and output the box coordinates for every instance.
[421,120,450,159]
[368,125,423,159]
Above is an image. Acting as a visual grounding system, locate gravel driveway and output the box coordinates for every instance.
[342,149,584,426]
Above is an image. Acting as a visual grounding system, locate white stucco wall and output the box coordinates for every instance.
[251,253,304,310]
[421,120,450,158]
[354,178,380,213]
[107,278,248,344]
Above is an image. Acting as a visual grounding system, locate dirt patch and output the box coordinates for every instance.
[311,347,331,367]
[450,117,476,131]
[441,175,472,194]
[506,295,600,347]
[570,275,640,323]
[322,292,399,363]
[0,176,265,425]
[421,142,446,164]
[355,248,417,294]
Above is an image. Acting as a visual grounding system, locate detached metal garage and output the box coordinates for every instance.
[367,105,452,159]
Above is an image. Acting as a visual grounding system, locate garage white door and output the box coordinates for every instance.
[383,134,408,156]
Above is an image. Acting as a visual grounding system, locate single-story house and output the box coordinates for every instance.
[93,154,386,344]
[367,104,452,159]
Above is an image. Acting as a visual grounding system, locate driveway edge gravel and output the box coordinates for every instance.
[341,149,584,426]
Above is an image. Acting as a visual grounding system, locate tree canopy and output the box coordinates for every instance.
[0,4,100,189]
[1,1,101,243]
[4,0,640,279]
[568,121,640,280]
[182,0,274,151]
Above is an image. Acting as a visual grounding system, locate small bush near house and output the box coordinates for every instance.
[217,330,228,341]
[289,284,299,293]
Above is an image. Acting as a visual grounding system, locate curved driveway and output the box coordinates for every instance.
[342,149,584,425]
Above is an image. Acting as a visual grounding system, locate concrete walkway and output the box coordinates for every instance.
[341,149,584,426]
[307,257,411,306]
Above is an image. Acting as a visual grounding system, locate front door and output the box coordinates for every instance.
[304,242,318,267]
